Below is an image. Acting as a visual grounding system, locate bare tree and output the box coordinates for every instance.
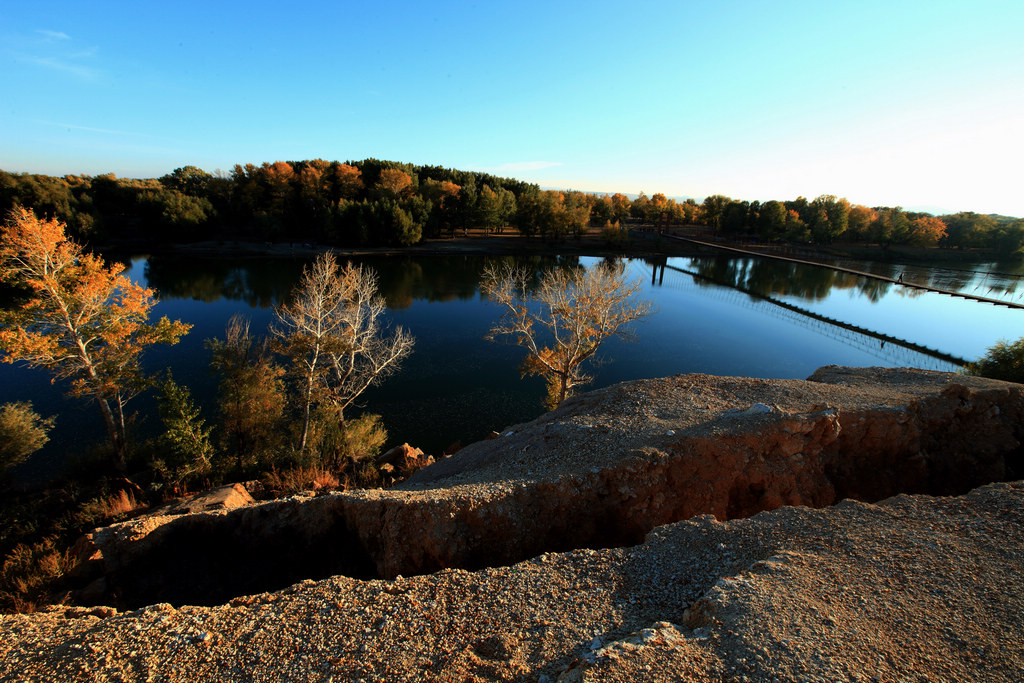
[482,260,652,409]
[274,254,414,453]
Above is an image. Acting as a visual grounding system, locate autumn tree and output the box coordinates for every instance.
[907,216,947,246]
[273,254,414,454]
[610,193,632,224]
[375,168,414,200]
[0,208,190,469]
[846,204,878,241]
[330,163,364,201]
[482,261,652,409]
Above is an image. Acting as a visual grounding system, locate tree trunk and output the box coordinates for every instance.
[94,396,126,472]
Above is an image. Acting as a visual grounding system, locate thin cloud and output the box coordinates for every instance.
[19,54,99,81]
[13,31,101,82]
[33,120,153,138]
[18,53,100,81]
[37,29,71,41]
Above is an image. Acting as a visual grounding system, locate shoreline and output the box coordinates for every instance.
[100,228,1022,272]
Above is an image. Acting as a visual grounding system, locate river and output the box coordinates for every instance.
[3,251,1022,482]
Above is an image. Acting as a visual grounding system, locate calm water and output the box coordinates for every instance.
[4,251,1022,481]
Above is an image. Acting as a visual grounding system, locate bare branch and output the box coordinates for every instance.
[274,254,414,451]
[482,260,652,409]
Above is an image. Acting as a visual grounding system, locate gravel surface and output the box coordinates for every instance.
[404,365,1002,491]
[2,480,1021,682]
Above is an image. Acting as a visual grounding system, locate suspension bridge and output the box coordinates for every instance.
[659,233,1024,310]
[652,260,966,372]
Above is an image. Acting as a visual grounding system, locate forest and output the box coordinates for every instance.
[1,158,1023,254]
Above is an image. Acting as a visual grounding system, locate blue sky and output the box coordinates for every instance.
[2,0,1022,216]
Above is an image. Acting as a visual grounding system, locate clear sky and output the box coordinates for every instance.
[2,1,1022,216]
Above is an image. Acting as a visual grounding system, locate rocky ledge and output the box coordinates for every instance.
[2,367,1022,681]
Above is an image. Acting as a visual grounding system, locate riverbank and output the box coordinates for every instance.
[107,226,1023,280]
[111,229,676,260]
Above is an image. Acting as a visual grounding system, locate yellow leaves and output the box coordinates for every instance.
[377,168,414,198]
[908,216,948,246]
[0,326,59,363]
[0,207,190,418]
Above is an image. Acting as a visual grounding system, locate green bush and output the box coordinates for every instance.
[965,337,1024,384]
[309,411,388,472]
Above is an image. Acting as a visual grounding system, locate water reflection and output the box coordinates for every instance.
[4,250,1021,483]
[142,253,586,311]
[685,256,889,302]
[144,257,303,307]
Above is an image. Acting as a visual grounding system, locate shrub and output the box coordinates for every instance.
[964,337,1024,384]
[309,411,388,471]
[600,220,627,247]
[152,373,215,488]
[0,402,54,476]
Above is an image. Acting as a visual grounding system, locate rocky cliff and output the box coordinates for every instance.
[69,366,1022,610]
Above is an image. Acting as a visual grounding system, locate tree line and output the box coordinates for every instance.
[693,193,1024,252]
[0,160,536,248]
[2,159,1021,254]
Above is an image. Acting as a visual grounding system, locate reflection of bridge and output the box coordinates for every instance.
[661,233,1024,310]
[652,262,964,372]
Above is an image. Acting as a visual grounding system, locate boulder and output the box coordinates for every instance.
[378,443,435,479]
[148,483,256,517]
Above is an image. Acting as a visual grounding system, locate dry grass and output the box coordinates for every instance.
[0,537,75,613]
[75,490,143,528]
[263,465,341,497]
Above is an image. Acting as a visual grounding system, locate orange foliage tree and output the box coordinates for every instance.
[376,168,414,199]
[908,216,948,246]
[331,163,364,200]
[0,208,191,469]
